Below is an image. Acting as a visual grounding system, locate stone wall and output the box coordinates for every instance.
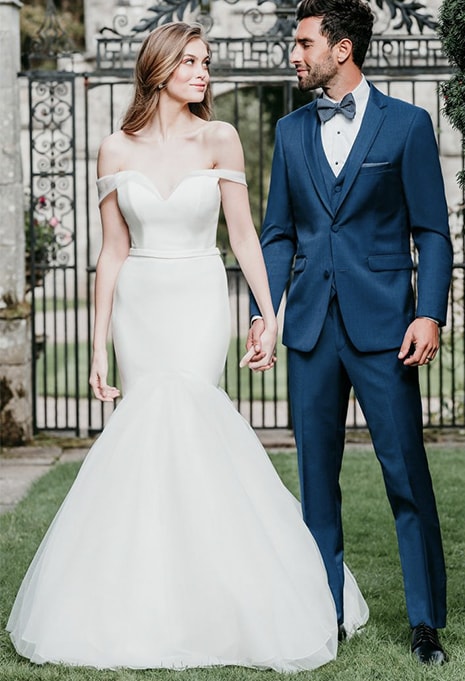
[0,0,32,446]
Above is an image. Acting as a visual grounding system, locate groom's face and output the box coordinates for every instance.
[290,17,339,92]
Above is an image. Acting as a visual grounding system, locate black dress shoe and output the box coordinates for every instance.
[411,623,446,664]
[338,624,347,642]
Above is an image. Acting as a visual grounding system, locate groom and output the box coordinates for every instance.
[249,0,452,664]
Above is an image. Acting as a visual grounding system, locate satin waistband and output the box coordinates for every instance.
[129,246,220,260]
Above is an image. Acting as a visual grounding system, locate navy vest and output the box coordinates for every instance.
[314,129,348,295]
[314,126,348,212]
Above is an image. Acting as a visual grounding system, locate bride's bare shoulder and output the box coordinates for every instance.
[97,131,133,175]
[203,120,240,145]
[202,121,243,168]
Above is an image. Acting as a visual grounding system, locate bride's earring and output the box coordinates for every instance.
[158,83,166,90]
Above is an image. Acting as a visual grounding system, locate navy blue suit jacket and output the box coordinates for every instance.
[253,84,453,353]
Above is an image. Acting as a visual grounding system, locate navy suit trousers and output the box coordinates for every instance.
[287,297,447,629]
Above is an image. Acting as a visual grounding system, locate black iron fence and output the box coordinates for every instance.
[24,41,465,435]
[96,34,449,75]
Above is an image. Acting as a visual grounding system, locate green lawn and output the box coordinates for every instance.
[32,298,86,313]
[1,445,464,680]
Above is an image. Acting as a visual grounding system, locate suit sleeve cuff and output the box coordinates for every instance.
[417,316,439,325]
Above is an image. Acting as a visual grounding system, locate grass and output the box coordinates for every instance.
[1,445,464,680]
[32,298,86,314]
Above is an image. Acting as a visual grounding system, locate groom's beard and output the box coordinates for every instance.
[296,56,338,93]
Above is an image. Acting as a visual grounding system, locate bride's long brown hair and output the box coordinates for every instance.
[121,22,213,133]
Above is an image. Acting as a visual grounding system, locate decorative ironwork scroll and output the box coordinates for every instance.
[26,0,76,69]
[95,0,445,74]
[25,74,81,433]
[128,0,437,38]
[131,0,209,33]
[374,0,437,33]
[27,77,76,277]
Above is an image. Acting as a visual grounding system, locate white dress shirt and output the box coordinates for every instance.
[320,76,370,176]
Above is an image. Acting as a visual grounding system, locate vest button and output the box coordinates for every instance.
[334,185,342,193]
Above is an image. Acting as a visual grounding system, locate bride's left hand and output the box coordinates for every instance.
[241,320,277,372]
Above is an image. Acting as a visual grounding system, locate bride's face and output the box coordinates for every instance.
[166,38,210,104]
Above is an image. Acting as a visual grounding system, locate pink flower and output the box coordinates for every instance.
[49,216,60,228]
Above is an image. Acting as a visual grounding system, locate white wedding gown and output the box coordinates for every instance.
[8,169,368,672]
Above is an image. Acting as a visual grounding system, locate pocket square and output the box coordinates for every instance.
[361,161,391,168]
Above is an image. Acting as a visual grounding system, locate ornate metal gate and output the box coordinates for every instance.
[23,0,464,435]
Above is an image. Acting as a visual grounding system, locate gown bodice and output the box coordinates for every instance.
[96,169,246,255]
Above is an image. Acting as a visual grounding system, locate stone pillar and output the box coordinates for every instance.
[0,0,33,446]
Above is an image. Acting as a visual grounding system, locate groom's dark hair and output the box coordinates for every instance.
[296,0,374,69]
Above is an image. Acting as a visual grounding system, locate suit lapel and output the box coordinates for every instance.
[334,85,387,213]
[301,103,334,216]
[299,86,387,217]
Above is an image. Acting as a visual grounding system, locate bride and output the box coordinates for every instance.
[7,21,368,672]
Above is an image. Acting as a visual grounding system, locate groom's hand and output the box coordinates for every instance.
[398,317,439,366]
[243,318,277,372]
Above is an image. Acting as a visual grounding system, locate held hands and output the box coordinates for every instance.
[242,317,439,370]
[89,350,121,402]
[240,318,277,372]
[398,317,439,367]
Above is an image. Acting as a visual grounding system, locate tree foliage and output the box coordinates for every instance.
[438,0,465,188]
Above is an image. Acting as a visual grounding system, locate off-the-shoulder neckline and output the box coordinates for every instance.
[97,169,246,202]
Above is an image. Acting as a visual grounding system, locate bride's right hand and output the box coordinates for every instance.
[89,350,121,402]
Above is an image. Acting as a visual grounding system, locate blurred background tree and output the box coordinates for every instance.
[438,0,465,188]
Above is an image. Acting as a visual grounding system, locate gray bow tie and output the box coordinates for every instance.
[316,93,356,122]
